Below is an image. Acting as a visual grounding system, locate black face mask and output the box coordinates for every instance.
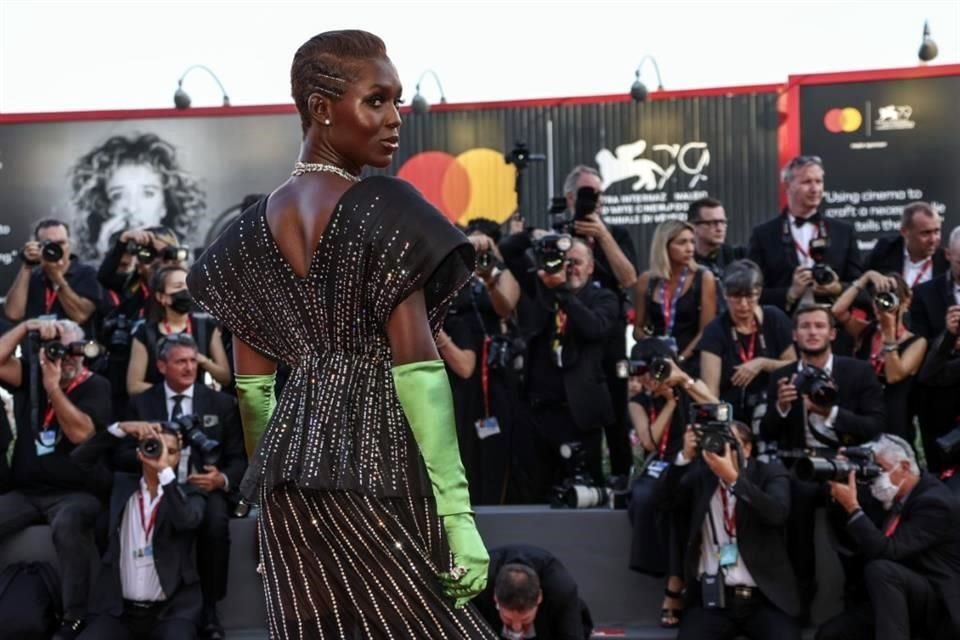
[168,290,194,314]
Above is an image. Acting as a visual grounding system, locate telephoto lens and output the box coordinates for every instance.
[41,241,64,262]
[138,438,163,459]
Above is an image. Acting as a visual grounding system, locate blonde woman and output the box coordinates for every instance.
[635,220,717,372]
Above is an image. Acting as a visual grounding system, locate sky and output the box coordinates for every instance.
[0,0,958,114]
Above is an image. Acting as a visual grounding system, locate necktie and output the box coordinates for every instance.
[171,394,185,420]
[793,213,821,227]
[883,501,903,538]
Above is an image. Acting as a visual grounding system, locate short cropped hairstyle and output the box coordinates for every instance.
[157,332,198,362]
[722,259,764,296]
[562,165,601,196]
[870,434,919,476]
[494,563,541,611]
[792,303,835,329]
[901,201,938,229]
[291,30,388,135]
[34,218,69,238]
[687,197,723,222]
[781,155,824,184]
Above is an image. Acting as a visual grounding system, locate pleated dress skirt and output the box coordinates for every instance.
[257,483,496,639]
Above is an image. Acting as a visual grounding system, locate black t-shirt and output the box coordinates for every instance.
[699,305,793,420]
[25,258,102,324]
[7,358,112,494]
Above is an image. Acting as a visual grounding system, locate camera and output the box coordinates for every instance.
[808,238,834,285]
[691,403,737,455]
[102,312,135,349]
[548,187,599,236]
[551,443,608,509]
[40,339,101,361]
[487,334,526,371]
[626,356,670,381]
[143,414,222,469]
[794,364,838,406]
[532,233,573,275]
[574,186,599,221]
[504,141,545,170]
[794,447,881,482]
[476,251,495,273]
[936,424,960,457]
[41,241,64,263]
[128,242,189,263]
[866,282,899,313]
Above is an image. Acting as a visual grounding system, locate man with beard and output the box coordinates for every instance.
[866,202,946,290]
[760,304,884,617]
[818,434,960,640]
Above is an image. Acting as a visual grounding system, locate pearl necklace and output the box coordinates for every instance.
[291,161,361,182]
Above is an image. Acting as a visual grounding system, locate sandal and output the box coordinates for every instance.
[660,587,683,628]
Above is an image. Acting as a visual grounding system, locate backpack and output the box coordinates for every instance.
[0,562,62,639]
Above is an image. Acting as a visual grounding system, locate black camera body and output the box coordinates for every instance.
[794,447,881,483]
[127,242,189,263]
[866,282,900,313]
[532,233,573,275]
[794,364,838,407]
[691,403,736,455]
[139,414,222,469]
[41,241,64,263]
[627,356,670,381]
[549,187,599,236]
[37,339,101,361]
[808,237,834,285]
[936,423,960,458]
[102,312,135,349]
[476,251,495,273]
[487,334,526,371]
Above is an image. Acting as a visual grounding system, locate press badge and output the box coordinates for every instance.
[645,460,670,479]
[134,544,154,568]
[35,430,57,456]
[719,543,739,568]
[474,416,501,440]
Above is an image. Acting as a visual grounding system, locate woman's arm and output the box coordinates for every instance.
[436,329,477,380]
[484,270,521,320]
[126,337,153,395]
[883,336,927,385]
[199,327,233,387]
[632,272,650,340]
[832,278,870,339]
[700,351,723,397]
[680,269,717,361]
[387,289,439,365]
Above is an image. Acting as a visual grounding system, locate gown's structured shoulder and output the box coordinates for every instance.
[187,176,475,500]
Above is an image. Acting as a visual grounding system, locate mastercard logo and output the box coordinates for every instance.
[823,107,863,133]
[397,148,517,224]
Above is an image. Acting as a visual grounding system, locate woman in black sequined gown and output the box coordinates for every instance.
[188,31,494,638]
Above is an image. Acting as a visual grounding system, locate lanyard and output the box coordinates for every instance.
[782,211,827,263]
[718,486,737,538]
[43,286,57,314]
[163,314,192,337]
[138,284,150,318]
[868,327,904,376]
[480,336,491,417]
[42,368,91,429]
[909,259,932,288]
[654,405,673,460]
[661,267,689,337]
[137,490,162,542]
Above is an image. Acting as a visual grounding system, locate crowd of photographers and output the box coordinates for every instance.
[1,153,959,639]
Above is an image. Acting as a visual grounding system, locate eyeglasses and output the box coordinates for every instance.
[694,219,728,228]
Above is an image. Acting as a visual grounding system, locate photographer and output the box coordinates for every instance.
[471,544,592,640]
[656,420,801,640]
[760,304,884,613]
[865,202,946,289]
[917,304,960,480]
[71,422,206,640]
[3,219,102,330]
[748,156,862,313]
[689,197,744,316]
[0,318,112,639]
[465,218,521,321]
[628,339,720,628]
[518,237,619,500]
[699,260,795,424]
[127,266,231,395]
[818,435,960,640]
[833,272,926,442]
[126,332,245,639]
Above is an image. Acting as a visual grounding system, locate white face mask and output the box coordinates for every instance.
[870,471,900,509]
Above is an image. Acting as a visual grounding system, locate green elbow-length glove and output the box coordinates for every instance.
[235,372,277,457]
[392,359,489,607]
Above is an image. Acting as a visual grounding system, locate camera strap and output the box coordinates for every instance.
[480,336,492,417]
[41,368,92,430]
[43,286,58,315]
[781,210,828,266]
[137,489,162,544]
[730,315,766,363]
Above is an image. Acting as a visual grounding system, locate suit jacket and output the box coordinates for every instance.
[656,457,802,618]
[909,273,955,340]
[747,211,862,311]
[847,472,960,635]
[533,281,619,430]
[759,356,885,450]
[865,235,948,284]
[472,545,588,640]
[71,430,206,619]
[127,383,247,491]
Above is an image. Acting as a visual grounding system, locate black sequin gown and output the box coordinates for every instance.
[188,176,496,638]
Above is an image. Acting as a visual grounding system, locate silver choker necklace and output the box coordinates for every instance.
[291,161,361,182]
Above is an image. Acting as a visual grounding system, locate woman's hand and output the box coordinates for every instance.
[731,358,765,388]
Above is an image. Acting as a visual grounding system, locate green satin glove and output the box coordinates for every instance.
[235,372,277,457]
[392,360,489,606]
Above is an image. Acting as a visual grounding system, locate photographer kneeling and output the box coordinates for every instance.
[760,304,885,613]
[72,421,207,640]
[656,418,802,639]
[817,435,960,640]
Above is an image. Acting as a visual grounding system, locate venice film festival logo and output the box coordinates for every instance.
[396,140,710,226]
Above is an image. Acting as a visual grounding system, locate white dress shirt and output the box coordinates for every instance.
[790,216,818,268]
[903,249,933,288]
[953,283,960,307]
[775,355,840,447]
[673,454,757,587]
[119,468,175,602]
